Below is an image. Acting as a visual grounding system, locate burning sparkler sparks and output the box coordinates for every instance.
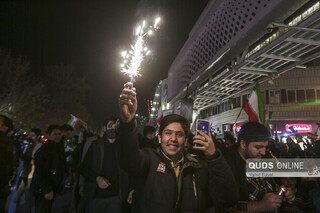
[120,17,161,84]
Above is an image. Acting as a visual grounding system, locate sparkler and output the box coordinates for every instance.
[120,17,161,87]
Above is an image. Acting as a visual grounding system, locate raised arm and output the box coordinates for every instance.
[118,82,149,176]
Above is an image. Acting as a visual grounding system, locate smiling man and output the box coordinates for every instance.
[118,82,238,213]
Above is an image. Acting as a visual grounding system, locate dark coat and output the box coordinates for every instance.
[224,147,277,202]
[0,132,13,199]
[30,140,65,195]
[119,120,238,213]
[80,138,129,202]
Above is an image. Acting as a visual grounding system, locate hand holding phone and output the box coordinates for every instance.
[193,119,216,156]
[196,119,210,136]
[194,119,210,147]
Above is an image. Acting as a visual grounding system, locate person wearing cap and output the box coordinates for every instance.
[118,82,238,213]
[223,122,295,213]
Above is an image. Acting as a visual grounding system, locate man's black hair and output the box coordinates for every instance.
[61,124,74,131]
[237,122,271,144]
[103,116,117,127]
[159,114,190,137]
[0,114,13,133]
[46,125,61,134]
[143,126,156,137]
[224,133,236,143]
[30,128,42,136]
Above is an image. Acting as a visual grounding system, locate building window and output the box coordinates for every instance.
[306,89,316,102]
[316,89,320,100]
[261,91,266,104]
[242,95,248,106]
[275,90,280,103]
[236,96,241,108]
[270,90,280,104]
[281,89,287,103]
[270,91,274,103]
[232,98,236,109]
[297,90,305,103]
[213,106,217,115]
[265,90,269,104]
[288,90,296,103]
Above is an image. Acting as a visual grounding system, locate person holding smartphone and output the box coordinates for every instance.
[118,82,238,213]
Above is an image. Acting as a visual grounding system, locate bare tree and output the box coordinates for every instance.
[0,50,47,129]
[0,50,93,130]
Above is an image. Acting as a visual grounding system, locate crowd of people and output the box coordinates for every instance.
[0,82,319,213]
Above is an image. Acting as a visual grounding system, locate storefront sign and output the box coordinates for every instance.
[285,124,312,133]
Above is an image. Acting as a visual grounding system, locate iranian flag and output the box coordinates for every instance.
[244,84,267,125]
[67,115,80,130]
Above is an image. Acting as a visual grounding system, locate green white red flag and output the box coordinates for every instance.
[244,83,270,128]
[67,115,80,130]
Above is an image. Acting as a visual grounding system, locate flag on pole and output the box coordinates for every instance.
[68,115,80,130]
[244,83,270,130]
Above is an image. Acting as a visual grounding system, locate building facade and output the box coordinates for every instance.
[149,0,320,138]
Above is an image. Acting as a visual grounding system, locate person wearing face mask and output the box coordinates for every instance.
[80,117,125,213]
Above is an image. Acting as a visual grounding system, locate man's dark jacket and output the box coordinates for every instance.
[119,119,238,213]
[0,132,13,199]
[30,140,65,195]
[80,137,129,203]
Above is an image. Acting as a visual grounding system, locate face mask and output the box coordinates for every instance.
[105,129,116,139]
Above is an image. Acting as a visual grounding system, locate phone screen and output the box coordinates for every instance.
[196,119,210,136]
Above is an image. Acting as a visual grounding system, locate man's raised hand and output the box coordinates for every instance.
[119,82,137,123]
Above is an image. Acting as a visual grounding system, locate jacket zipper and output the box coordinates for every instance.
[192,173,197,197]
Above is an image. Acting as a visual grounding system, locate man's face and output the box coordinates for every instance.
[29,132,40,143]
[241,140,268,159]
[158,122,187,160]
[146,132,156,141]
[0,117,8,133]
[48,129,62,143]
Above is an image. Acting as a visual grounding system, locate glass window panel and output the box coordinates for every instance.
[236,97,241,108]
[270,91,275,104]
[281,89,287,103]
[275,90,280,103]
[288,90,295,103]
[317,90,320,100]
[297,90,305,103]
[242,95,247,106]
[306,89,315,102]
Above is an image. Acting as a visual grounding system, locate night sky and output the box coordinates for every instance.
[1,0,209,124]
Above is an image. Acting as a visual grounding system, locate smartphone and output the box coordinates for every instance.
[194,119,210,147]
[196,119,210,136]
